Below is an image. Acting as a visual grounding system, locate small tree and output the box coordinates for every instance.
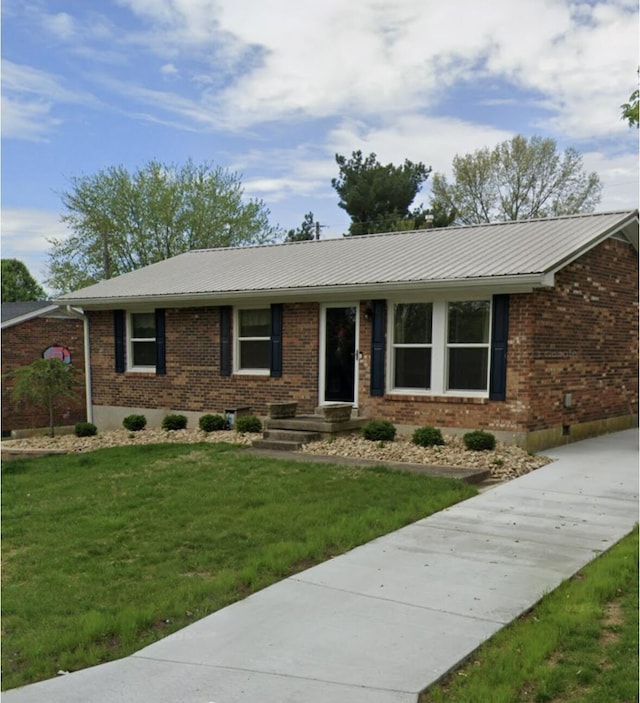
[9,358,80,437]
[284,212,317,242]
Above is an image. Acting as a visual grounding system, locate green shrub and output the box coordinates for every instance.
[122,414,147,432]
[234,415,262,433]
[463,430,496,451]
[362,420,396,442]
[161,414,188,431]
[412,425,444,447]
[199,414,227,432]
[74,422,97,437]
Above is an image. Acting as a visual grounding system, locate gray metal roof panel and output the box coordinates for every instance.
[58,210,638,304]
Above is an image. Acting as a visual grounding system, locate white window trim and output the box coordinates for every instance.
[233,307,271,375]
[387,298,492,398]
[127,311,156,372]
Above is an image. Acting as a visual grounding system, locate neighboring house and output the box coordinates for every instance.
[1,302,87,435]
[56,210,638,450]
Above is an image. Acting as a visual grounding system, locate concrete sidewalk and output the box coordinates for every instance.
[5,429,638,703]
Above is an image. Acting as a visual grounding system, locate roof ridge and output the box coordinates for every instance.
[188,210,639,254]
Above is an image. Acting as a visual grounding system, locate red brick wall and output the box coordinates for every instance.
[89,303,320,417]
[2,316,87,432]
[524,237,638,431]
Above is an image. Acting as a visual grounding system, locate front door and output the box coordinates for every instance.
[322,304,358,404]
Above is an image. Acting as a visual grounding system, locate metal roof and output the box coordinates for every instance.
[58,210,638,308]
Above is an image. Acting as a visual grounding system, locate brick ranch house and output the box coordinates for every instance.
[1,302,87,436]
[56,210,638,451]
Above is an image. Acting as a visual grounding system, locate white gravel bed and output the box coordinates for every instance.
[1,428,261,453]
[2,429,552,481]
[300,434,552,481]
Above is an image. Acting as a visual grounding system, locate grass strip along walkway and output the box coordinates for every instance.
[2,442,476,691]
[420,526,639,703]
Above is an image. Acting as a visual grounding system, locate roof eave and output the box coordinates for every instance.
[55,274,550,310]
[0,304,62,329]
[545,210,639,276]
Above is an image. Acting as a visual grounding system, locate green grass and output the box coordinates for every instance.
[420,526,639,703]
[1,442,477,690]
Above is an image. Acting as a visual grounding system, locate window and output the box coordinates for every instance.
[128,312,156,370]
[392,303,432,389]
[236,308,270,372]
[389,299,491,395]
[446,301,490,391]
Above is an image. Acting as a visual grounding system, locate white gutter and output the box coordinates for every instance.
[55,273,551,310]
[65,305,93,425]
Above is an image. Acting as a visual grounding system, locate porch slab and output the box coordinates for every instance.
[264,414,368,437]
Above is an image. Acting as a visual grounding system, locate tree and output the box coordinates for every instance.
[47,159,279,293]
[621,88,639,128]
[10,358,80,437]
[284,212,317,242]
[430,135,602,225]
[1,259,46,302]
[331,151,433,235]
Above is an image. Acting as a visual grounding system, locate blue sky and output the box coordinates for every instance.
[2,0,638,290]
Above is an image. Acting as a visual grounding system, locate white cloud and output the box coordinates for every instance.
[44,12,77,40]
[161,62,180,78]
[582,150,640,210]
[170,0,637,140]
[28,0,635,143]
[1,95,59,141]
[1,60,100,140]
[1,209,71,288]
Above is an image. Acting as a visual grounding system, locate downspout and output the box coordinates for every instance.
[66,305,93,424]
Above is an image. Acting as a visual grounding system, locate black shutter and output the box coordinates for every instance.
[270,303,283,378]
[114,310,125,373]
[155,308,166,375]
[220,306,231,376]
[370,299,386,396]
[489,294,509,401]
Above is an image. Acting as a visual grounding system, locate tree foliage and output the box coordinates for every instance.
[284,212,317,242]
[1,259,46,302]
[9,358,80,437]
[430,135,602,225]
[47,160,278,293]
[331,151,435,235]
[621,88,639,128]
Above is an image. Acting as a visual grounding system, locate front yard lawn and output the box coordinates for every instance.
[1,442,476,690]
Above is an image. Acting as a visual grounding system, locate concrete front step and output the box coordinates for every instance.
[263,429,322,443]
[264,415,368,435]
[254,429,322,452]
[252,439,307,452]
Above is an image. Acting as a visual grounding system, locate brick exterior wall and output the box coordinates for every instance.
[88,237,638,439]
[89,303,320,417]
[2,316,87,433]
[526,237,638,431]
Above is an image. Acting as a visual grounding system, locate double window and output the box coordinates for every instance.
[391,299,491,395]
